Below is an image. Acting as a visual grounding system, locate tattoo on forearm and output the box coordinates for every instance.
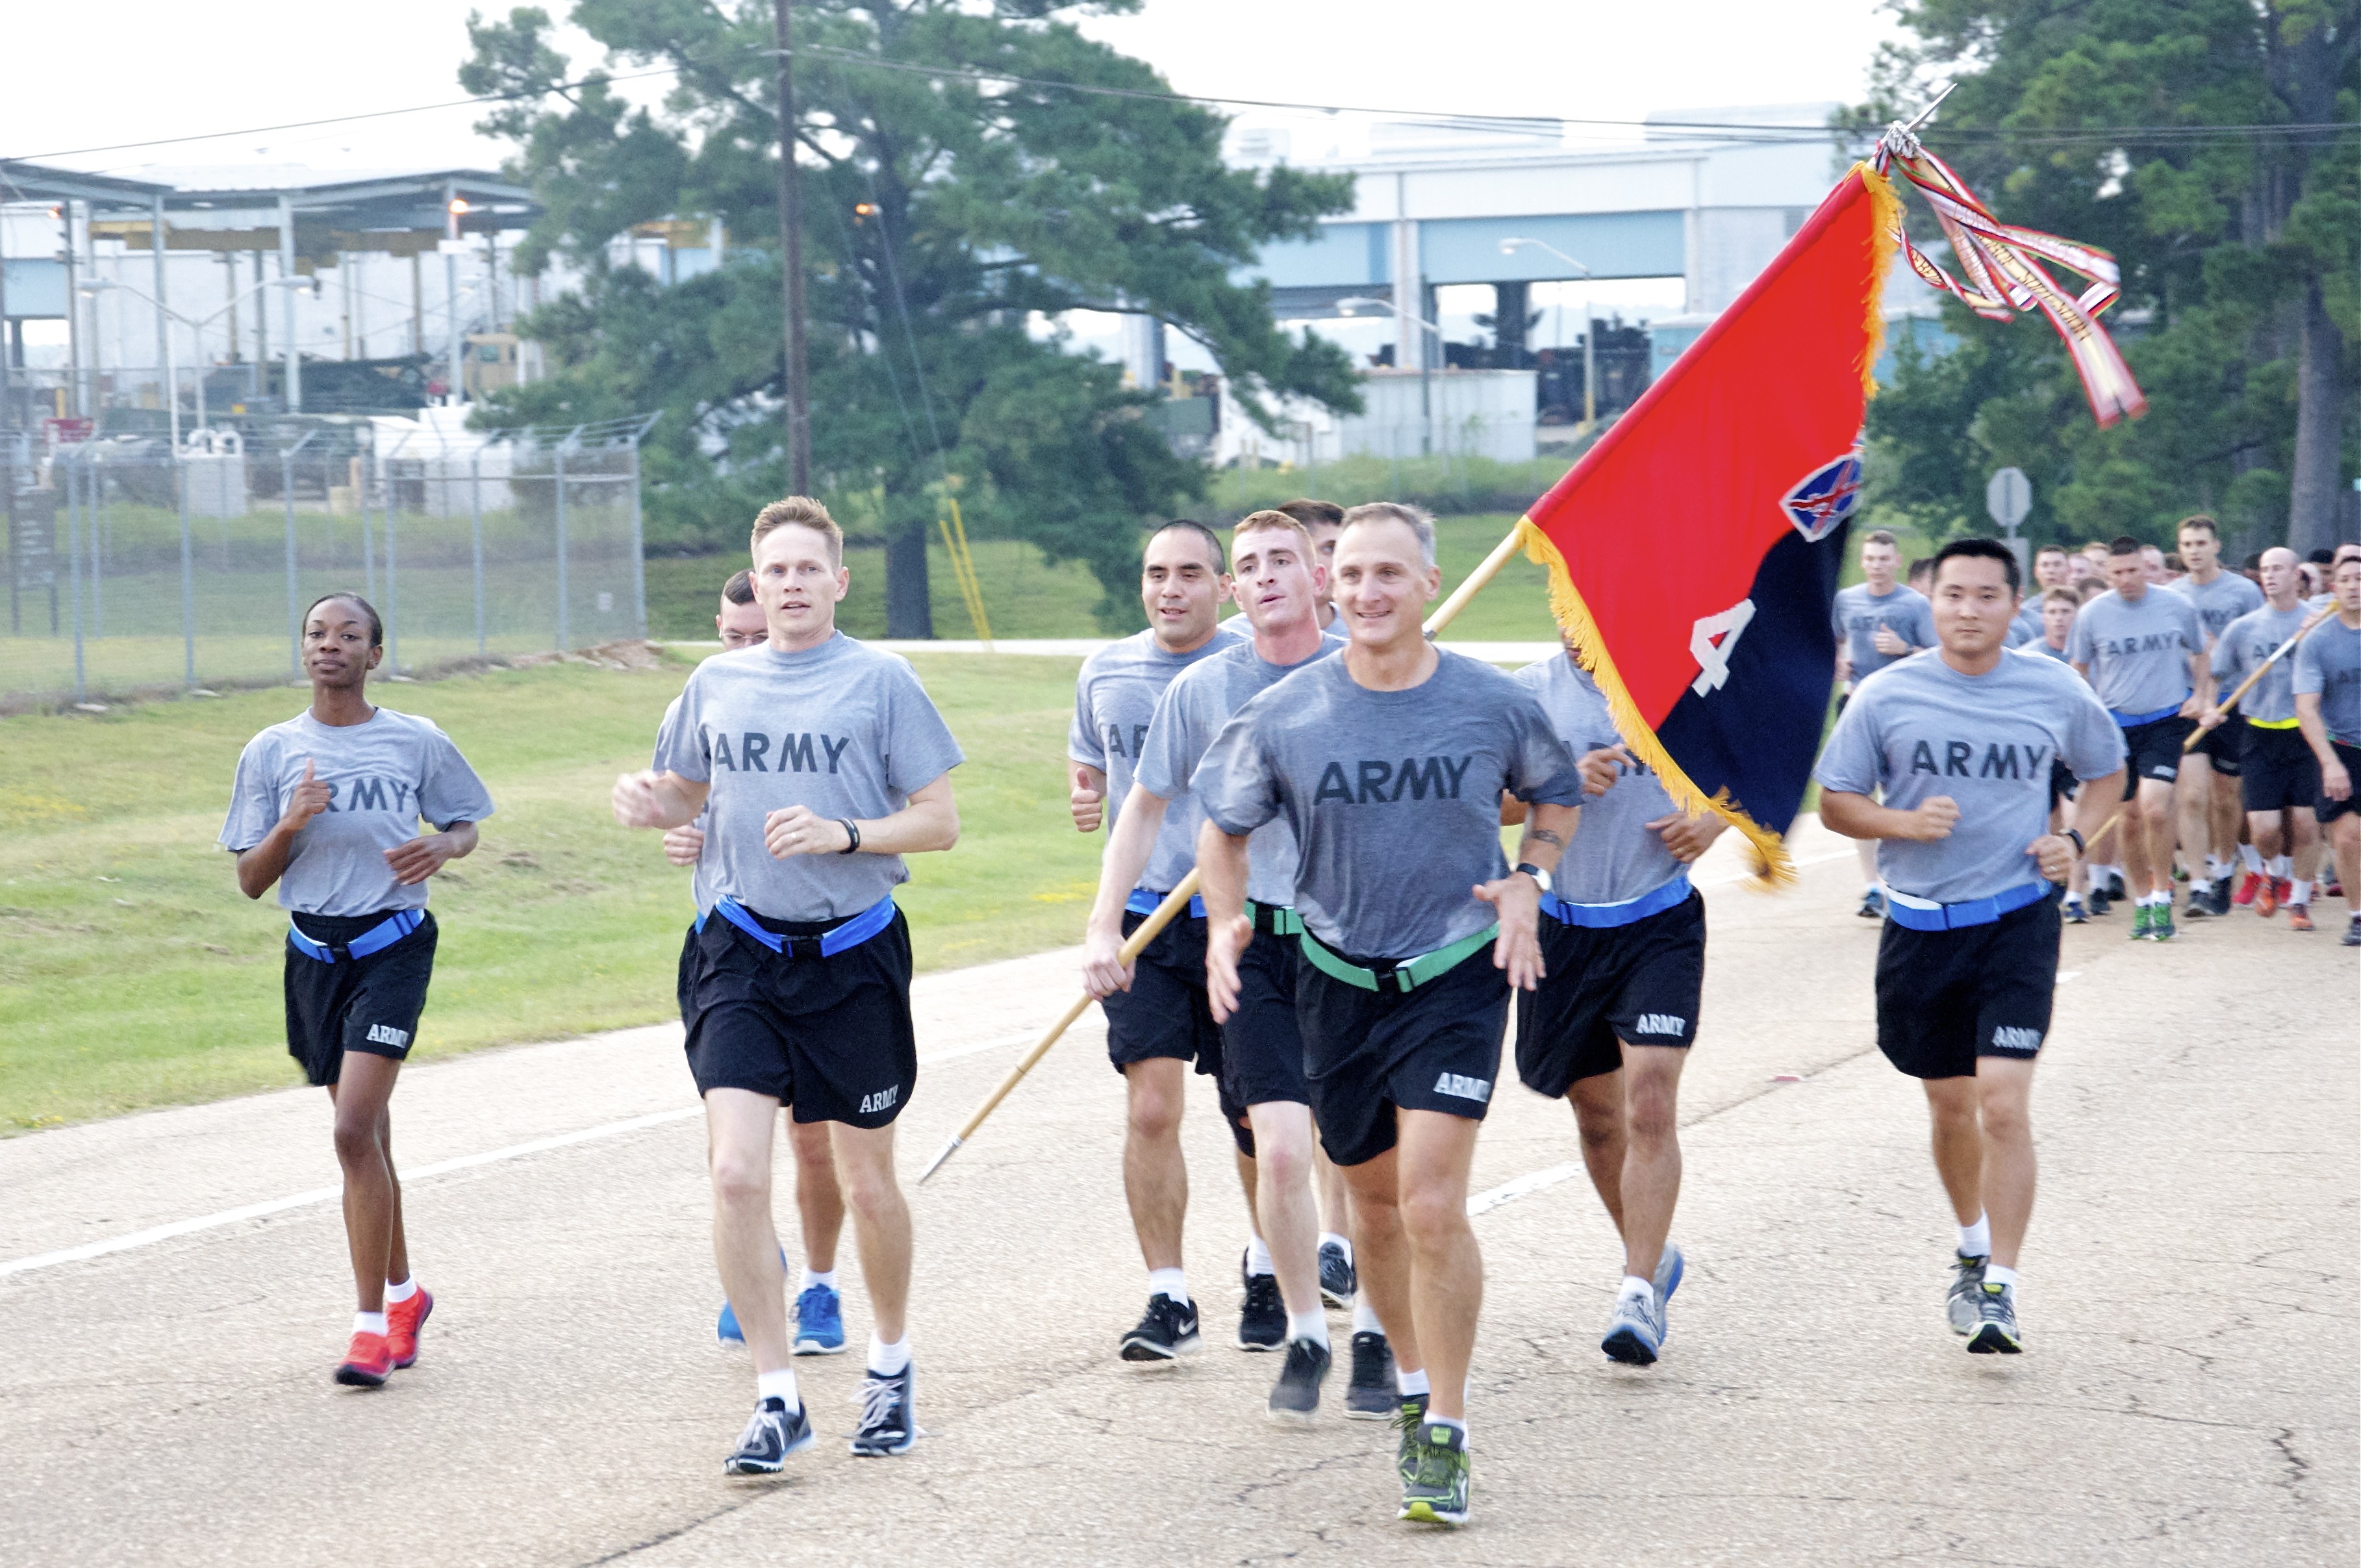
[1527,828,1565,848]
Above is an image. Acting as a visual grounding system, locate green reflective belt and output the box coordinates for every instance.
[1297,924,1497,994]
[1246,900,1303,937]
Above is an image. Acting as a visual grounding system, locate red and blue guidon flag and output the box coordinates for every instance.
[1515,162,1902,881]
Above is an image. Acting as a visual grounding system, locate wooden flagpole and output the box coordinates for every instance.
[918,522,1533,1182]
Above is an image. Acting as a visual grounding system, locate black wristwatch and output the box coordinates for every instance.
[2062,828,2084,855]
[1515,861,1553,895]
[837,818,862,854]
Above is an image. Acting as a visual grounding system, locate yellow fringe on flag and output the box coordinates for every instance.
[1515,518,1797,888]
[1855,161,1904,401]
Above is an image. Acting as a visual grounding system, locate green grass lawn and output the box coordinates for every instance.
[0,649,1107,1131]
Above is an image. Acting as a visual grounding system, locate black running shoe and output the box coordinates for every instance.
[1238,1256,1285,1352]
[2086,884,2111,917]
[1856,887,1886,919]
[1318,1239,1356,1308]
[724,1395,814,1475]
[850,1365,916,1456]
[1267,1337,1332,1424]
[1119,1293,1200,1363]
[1345,1330,1396,1420]
[1967,1283,2021,1354]
[1946,1253,1988,1335]
[2345,917,2361,948]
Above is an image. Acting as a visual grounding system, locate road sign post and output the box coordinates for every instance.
[1986,466,2032,577]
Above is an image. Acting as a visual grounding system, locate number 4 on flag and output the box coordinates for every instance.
[1689,598,1756,697]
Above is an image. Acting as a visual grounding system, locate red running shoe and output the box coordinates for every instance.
[387,1287,435,1369]
[336,1331,394,1387]
[2232,872,2263,907]
[2255,878,2280,918]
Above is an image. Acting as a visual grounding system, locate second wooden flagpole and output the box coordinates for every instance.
[918,519,1535,1182]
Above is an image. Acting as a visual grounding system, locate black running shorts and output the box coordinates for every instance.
[1217,926,1307,1157]
[1516,890,1706,1099]
[2119,713,2196,796]
[1104,908,1225,1081]
[2190,709,2243,775]
[1294,939,1510,1168]
[283,910,438,1088]
[681,904,918,1127]
[2240,725,2319,815]
[2048,757,2078,810]
[1874,893,2060,1080]
[2315,741,2361,826]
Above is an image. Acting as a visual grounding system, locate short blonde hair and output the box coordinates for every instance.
[1339,501,1436,567]
[1233,508,1315,557]
[751,496,844,566]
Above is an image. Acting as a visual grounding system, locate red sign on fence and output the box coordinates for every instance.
[43,416,94,446]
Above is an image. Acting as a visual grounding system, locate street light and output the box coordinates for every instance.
[81,273,307,446]
[1336,294,1443,456]
[1499,237,1599,428]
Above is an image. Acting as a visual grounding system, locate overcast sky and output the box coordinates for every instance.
[3,0,1900,177]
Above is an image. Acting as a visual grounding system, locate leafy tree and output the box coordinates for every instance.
[461,1,1361,632]
[1856,1,2357,555]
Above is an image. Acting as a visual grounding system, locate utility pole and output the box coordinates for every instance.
[774,0,811,494]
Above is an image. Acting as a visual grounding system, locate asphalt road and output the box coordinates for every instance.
[3,820,2353,1566]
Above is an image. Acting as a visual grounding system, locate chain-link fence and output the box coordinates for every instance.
[1,414,653,710]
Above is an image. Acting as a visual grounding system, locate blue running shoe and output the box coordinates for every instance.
[716,1246,792,1345]
[724,1395,814,1475]
[1651,1242,1685,1305]
[794,1282,846,1356]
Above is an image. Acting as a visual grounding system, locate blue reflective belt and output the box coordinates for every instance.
[2111,696,2188,728]
[287,908,423,963]
[1126,887,1207,919]
[1540,874,1693,931]
[1882,881,2051,933]
[701,892,898,957]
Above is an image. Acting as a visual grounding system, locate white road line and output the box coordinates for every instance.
[3,847,1860,1278]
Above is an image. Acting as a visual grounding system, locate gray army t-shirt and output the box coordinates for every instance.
[2066,587,2205,719]
[1194,649,1585,958]
[220,707,496,917]
[1068,622,1246,894]
[2169,570,2264,645]
[1515,655,1686,906]
[1832,583,1936,681]
[1133,633,1344,907]
[653,633,965,921]
[2293,617,2361,747]
[653,694,720,912]
[1815,652,2124,904]
[2210,603,2314,725]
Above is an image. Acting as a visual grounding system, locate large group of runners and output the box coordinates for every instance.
[217,495,2361,1528]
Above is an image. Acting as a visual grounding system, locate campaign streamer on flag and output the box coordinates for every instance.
[1515,161,1902,883]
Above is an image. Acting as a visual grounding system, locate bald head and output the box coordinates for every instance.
[2258,546,2303,607]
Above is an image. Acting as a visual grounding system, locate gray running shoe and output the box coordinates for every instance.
[1267,1337,1331,1424]
[1967,1282,2021,1354]
[1318,1239,1356,1308]
[1600,1287,1665,1365]
[1398,1418,1471,1524]
[1344,1330,1396,1419]
[1947,1254,1988,1335]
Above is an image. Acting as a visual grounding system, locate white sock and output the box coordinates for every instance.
[2241,844,2265,873]
[383,1276,418,1305]
[756,1367,802,1411]
[1958,1213,1991,1258]
[1148,1267,1190,1306]
[1244,1236,1275,1278]
[2206,855,2232,881]
[1619,1274,1654,1302]
[1319,1231,1352,1263]
[1396,1367,1430,1397]
[1287,1310,1331,1350]
[353,1310,388,1336]
[2269,855,2292,878]
[2190,875,2214,896]
[2141,891,2169,907]
[799,1266,839,1293]
[868,1333,911,1376]
[2292,880,2312,907]
[1352,1295,1384,1334]
[1984,1263,2018,1294]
